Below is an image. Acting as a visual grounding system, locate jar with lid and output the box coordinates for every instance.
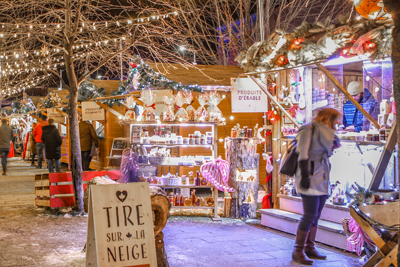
[231,126,237,137]
[247,129,252,138]
[195,136,201,145]
[201,135,206,145]
[189,134,195,145]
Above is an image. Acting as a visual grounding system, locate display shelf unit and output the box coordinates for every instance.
[130,122,221,221]
[138,163,203,167]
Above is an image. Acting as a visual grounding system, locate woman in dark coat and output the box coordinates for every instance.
[41,119,62,173]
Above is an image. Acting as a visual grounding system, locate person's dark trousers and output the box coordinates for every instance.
[36,143,45,168]
[81,150,92,171]
[298,194,328,231]
[0,148,10,173]
[31,154,36,164]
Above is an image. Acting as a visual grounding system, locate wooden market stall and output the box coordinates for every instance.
[235,15,397,251]
[148,64,267,182]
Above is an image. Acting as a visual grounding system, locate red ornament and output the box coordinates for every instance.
[276,55,288,67]
[363,41,376,52]
[130,62,137,68]
[288,38,303,50]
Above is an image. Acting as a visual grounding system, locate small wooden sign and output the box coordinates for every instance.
[86,183,157,267]
[82,101,105,121]
[47,108,65,123]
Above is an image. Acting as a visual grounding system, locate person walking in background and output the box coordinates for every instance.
[30,122,37,166]
[41,119,62,173]
[0,118,14,175]
[292,108,341,265]
[32,116,48,169]
[79,119,99,171]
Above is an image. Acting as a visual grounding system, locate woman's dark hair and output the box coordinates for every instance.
[314,108,341,129]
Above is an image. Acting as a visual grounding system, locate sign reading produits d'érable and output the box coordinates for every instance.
[86,183,156,267]
[82,101,105,121]
[231,78,269,113]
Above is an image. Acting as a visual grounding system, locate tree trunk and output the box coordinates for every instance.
[382,0,400,265]
[69,87,84,212]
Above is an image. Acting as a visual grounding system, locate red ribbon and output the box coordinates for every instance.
[146,103,156,109]
[175,106,181,111]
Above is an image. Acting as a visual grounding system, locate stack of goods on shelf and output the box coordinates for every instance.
[230,124,255,138]
[168,190,214,207]
[140,89,157,121]
[174,91,189,122]
[139,129,213,145]
[162,95,175,122]
[147,147,170,165]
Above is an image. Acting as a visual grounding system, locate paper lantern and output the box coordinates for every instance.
[354,0,381,18]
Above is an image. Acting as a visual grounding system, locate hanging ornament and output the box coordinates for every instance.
[276,55,288,67]
[354,0,382,18]
[40,45,49,57]
[200,156,235,193]
[130,62,137,68]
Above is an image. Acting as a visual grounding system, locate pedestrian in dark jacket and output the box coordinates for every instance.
[79,120,99,171]
[0,118,14,175]
[41,119,62,173]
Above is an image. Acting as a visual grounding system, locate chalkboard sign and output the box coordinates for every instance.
[86,183,157,267]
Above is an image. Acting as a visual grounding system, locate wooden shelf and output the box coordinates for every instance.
[339,140,385,146]
[138,163,202,167]
[171,206,214,209]
[150,185,213,189]
[125,122,219,126]
[134,143,213,148]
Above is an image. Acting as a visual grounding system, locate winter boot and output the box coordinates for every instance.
[292,229,313,265]
[305,226,326,260]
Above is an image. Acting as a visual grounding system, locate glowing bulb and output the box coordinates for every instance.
[218,138,224,142]
[179,118,183,122]
[230,116,234,120]
[375,87,380,92]
[179,46,185,51]
[366,76,370,81]
[357,16,361,20]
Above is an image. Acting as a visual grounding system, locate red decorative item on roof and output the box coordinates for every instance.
[276,55,288,67]
[130,62,137,68]
[289,38,303,50]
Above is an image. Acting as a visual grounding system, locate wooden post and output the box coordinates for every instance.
[55,109,68,117]
[29,114,42,121]
[316,63,380,129]
[369,123,398,191]
[95,101,124,118]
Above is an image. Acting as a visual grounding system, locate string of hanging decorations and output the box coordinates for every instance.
[0,10,180,32]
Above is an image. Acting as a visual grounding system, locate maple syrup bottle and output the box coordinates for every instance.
[179,195,184,206]
[195,170,201,186]
[174,194,180,206]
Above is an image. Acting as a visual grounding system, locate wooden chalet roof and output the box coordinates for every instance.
[147,63,242,86]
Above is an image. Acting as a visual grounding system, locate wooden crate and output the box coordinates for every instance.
[34,170,120,208]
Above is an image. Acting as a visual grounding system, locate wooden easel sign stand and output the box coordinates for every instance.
[86,183,157,267]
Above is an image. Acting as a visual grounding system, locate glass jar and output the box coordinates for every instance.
[189,134,195,145]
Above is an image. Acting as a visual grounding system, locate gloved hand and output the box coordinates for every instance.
[298,160,310,189]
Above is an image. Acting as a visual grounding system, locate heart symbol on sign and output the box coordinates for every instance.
[116,191,128,202]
